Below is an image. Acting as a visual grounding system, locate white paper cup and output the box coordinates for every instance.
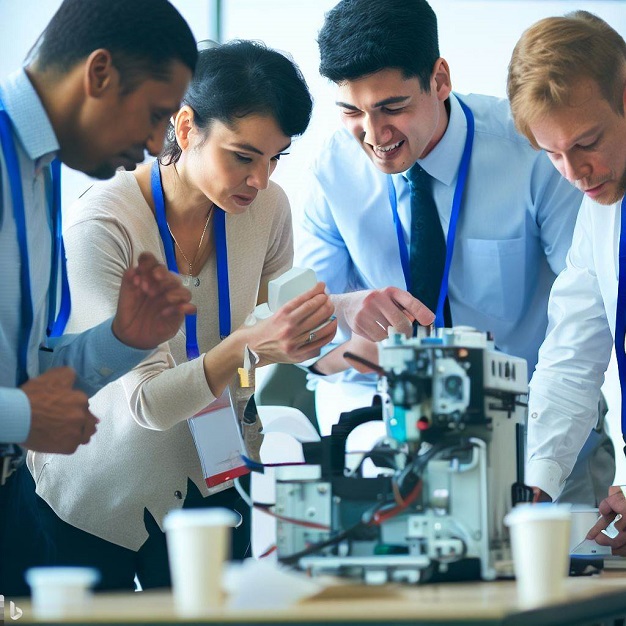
[504,504,571,608]
[25,567,99,619]
[164,508,239,617]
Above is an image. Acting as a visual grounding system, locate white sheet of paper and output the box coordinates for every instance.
[224,559,324,610]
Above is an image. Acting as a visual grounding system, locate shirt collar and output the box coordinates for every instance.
[398,93,467,187]
[0,68,60,167]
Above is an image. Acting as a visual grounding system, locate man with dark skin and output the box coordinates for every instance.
[0,0,197,594]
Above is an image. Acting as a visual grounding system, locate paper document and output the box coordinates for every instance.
[570,538,612,557]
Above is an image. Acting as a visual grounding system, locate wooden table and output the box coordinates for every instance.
[12,570,626,626]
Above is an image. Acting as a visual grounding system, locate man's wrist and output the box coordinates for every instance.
[525,458,563,502]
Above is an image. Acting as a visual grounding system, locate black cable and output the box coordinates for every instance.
[279,521,366,566]
[280,441,466,566]
[347,445,399,476]
[343,351,385,375]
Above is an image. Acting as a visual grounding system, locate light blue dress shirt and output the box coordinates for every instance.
[295,93,583,384]
[0,69,151,444]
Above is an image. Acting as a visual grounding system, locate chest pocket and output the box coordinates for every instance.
[458,237,526,321]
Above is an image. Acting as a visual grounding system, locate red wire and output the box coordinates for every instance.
[259,544,277,558]
[253,504,331,531]
[372,480,423,525]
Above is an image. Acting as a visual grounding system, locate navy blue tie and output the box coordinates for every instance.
[407,163,452,325]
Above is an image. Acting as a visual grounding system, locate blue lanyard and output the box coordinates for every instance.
[46,158,71,339]
[0,98,68,386]
[150,160,231,361]
[615,196,626,447]
[388,97,475,328]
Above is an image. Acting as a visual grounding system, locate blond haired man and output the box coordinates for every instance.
[508,11,626,551]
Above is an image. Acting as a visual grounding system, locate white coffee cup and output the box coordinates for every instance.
[164,508,239,617]
[504,503,571,608]
[25,567,99,619]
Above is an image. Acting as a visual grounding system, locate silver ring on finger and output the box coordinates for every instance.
[375,320,386,332]
[306,331,317,344]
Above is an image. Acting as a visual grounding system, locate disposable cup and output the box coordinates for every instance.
[164,508,239,617]
[25,567,99,619]
[504,503,571,608]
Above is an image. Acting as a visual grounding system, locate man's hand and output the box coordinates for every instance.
[332,288,435,342]
[586,486,626,555]
[21,368,99,454]
[112,252,196,349]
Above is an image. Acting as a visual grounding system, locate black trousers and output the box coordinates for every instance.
[0,464,50,597]
[0,466,250,595]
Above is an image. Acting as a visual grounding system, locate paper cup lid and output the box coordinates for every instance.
[504,503,572,526]
[25,567,100,588]
[164,507,239,531]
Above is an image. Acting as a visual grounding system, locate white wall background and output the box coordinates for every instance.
[1,0,625,482]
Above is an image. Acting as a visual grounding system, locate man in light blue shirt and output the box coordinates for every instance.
[295,0,613,505]
[0,0,196,454]
[0,0,198,595]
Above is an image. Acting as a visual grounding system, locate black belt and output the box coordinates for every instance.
[0,443,25,486]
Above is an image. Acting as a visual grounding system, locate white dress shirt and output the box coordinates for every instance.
[295,93,583,382]
[0,69,150,443]
[527,194,620,500]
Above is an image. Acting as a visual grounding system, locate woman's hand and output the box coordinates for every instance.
[201,283,336,398]
[247,282,337,366]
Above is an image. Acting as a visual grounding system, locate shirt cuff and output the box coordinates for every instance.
[0,387,31,443]
[44,317,154,393]
[94,318,154,372]
[525,458,565,502]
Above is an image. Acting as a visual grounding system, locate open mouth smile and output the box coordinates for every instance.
[372,140,404,159]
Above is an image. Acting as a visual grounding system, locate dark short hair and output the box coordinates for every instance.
[160,40,313,165]
[318,0,440,90]
[33,0,197,91]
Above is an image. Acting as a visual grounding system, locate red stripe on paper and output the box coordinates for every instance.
[205,465,250,488]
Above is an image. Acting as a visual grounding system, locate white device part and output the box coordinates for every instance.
[251,303,272,320]
[268,267,317,312]
[248,267,318,323]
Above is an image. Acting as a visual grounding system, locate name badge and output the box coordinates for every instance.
[188,390,249,488]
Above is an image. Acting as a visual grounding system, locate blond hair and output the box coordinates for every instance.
[507,11,626,148]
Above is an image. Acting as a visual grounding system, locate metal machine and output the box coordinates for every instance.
[273,327,532,583]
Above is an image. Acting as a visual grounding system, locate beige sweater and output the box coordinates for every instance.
[29,171,293,550]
